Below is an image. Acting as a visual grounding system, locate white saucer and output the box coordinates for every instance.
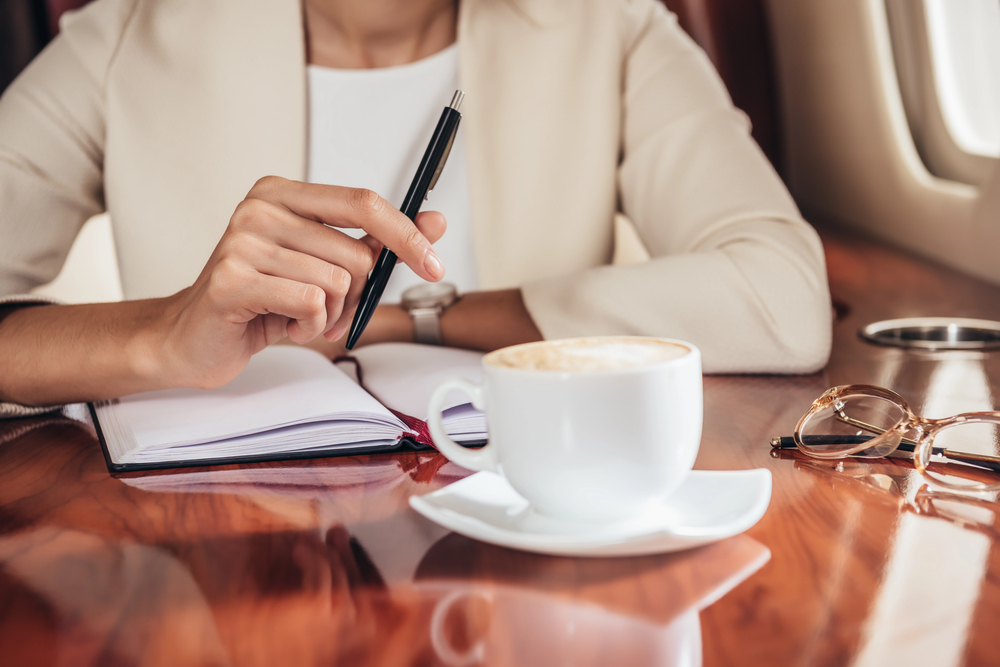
[409,469,772,557]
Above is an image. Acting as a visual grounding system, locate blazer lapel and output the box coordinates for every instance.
[106,0,306,298]
[458,0,621,289]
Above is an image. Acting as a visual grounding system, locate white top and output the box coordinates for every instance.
[306,44,477,304]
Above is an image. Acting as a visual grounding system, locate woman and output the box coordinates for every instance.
[0,0,832,415]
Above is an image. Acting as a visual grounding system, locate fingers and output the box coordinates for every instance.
[206,261,331,344]
[246,177,445,282]
[219,178,450,346]
[230,198,375,305]
[230,197,376,277]
[261,313,293,347]
[360,210,448,266]
[249,244,353,335]
[414,210,448,245]
[325,209,449,340]
[173,178,447,383]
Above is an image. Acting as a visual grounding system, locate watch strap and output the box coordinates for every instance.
[410,307,444,345]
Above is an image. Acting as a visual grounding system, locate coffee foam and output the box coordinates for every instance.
[485,337,689,372]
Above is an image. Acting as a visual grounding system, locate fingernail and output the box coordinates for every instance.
[423,249,444,279]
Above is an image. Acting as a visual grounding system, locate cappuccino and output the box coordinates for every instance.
[485,337,689,372]
[427,336,703,521]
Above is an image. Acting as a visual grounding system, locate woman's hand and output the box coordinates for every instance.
[0,176,547,408]
[154,176,446,389]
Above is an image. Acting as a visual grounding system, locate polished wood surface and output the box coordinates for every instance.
[3,227,1000,666]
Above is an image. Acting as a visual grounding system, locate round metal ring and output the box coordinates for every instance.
[858,317,1000,351]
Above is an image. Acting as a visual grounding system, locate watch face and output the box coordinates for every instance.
[403,282,458,309]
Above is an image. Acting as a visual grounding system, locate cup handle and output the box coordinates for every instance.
[428,378,497,473]
[430,590,489,666]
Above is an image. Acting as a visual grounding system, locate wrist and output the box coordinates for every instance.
[126,295,181,389]
[356,304,414,347]
[439,288,543,351]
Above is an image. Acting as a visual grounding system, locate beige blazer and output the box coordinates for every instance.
[0,0,831,381]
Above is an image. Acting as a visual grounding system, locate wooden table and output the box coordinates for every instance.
[2,227,1000,666]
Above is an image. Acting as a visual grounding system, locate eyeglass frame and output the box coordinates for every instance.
[792,384,1000,492]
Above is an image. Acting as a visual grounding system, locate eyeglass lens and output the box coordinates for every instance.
[920,420,1000,491]
[798,394,906,458]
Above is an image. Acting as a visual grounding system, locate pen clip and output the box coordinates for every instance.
[426,124,459,199]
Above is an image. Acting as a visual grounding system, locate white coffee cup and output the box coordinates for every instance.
[427,336,702,522]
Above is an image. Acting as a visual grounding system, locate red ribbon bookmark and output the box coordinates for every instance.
[333,355,437,449]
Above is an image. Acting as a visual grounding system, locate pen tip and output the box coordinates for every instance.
[345,330,359,351]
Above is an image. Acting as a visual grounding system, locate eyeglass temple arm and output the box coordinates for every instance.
[833,409,919,447]
[835,409,1000,470]
[939,450,1000,473]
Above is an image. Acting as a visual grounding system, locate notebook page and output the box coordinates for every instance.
[105,346,403,453]
[350,343,484,419]
[127,421,402,464]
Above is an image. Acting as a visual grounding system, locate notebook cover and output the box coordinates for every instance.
[89,403,486,474]
[88,402,431,473]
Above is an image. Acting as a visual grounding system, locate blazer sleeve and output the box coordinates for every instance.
[0,0,139,299]
[520,1,832,374]
[0,0,136,418]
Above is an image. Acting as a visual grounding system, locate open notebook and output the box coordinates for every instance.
[90,343,486,472]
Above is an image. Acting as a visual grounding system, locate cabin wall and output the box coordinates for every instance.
[765,0,1000,285]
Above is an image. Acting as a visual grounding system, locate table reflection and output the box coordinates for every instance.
[0,416,771,666]
[772,451,999,667]
[0,524,768,666]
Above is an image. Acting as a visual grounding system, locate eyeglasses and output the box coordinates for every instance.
[780,384,1000,492]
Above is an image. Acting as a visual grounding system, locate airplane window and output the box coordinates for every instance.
[923,0,1000,159]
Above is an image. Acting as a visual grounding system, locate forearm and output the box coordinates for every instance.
[363,288,543,351]
[306,288,543,359]
[0,300,171,406]
[440,288,542,351]
[521,224,832,373]
[0,285,542,406]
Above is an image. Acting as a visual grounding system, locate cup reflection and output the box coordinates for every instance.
[425,584,703,667]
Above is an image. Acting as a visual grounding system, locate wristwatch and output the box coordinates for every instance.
[401,282,460,345]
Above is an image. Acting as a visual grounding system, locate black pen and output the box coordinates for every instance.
[345,90,465,350]
[770,436,1000,472]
